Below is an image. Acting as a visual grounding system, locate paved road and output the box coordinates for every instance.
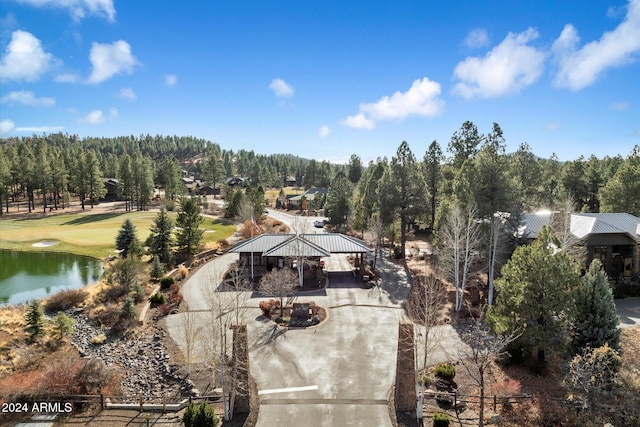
[266,209,327,234]
[166,210,471,426]
[615,297,640,328]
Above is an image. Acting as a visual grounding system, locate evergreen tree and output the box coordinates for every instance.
[86,150,107,207]
[488,227,582,367]
[25,300,46,341]
[571,260,620,353]
[600,145,640,216]
[176,197,205,255]
[120,297,137,319]
[422,140,443,228]
[347,154,363,184]
[53,311,75,338]
[150,255,166,279]
[325,171,353,228]
[115,219,142,258]
[148,207,174,265]
[448,120,482,169]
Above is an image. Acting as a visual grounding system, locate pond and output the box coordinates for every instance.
[0,250,103,306]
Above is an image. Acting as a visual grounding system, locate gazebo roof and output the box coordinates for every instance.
[230,233,371,256]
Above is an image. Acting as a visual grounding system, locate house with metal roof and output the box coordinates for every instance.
[520,212,640,279]
[230,233,372,282]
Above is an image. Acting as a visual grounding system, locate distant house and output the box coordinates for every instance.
[284,175,297,187]
[288,187,327,210]
[224,176,247,188]
[520,212,640,278]
[230,233,371,282]
[102,178,120,201]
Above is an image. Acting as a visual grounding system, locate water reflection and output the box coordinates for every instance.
[0,250,103,305]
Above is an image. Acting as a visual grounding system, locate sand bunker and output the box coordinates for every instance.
[32,240,59,247]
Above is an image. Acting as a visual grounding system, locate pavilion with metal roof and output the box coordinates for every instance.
[230,233,372,280]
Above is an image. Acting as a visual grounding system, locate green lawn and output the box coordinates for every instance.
[0,211,236,259]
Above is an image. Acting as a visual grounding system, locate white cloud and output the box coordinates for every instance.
[119,87,136,100]
[552,0,640,90]
[269,78,294,98]
[0,120,15,136]
[15,125,64,132]
[164,74,177,87]
[0,30,55,82]
[79,110,105,124]
[55,72,81,83]
[463,28,490,48]
[609,101,630,111]
[87,40,138,84]
[14,0,116,22]
[1,90,55,107]
[318,125,331,137]
[544,121,560,132]
[341,77,444,130]
[453,28,545,99]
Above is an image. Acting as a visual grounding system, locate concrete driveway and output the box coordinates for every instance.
[616,297,640,328]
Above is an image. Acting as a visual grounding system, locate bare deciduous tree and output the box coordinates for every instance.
[407,273,446,421]
[178,301,202,376]
[366,213,385,270]
[457,308,522,427]
[438,204,481,311]
[259,267,298,318]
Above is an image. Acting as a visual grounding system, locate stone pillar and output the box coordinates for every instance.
[232,324,250,414]
[395,322,415,412]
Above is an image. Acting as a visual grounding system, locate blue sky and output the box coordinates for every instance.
[1,0,639,163]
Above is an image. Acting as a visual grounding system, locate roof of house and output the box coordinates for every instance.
[230,233,371,256]
[520,212,640,240]
[289,187,328,201]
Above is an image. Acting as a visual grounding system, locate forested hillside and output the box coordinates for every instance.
[0,123,638,221]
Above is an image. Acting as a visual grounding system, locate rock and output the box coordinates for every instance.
[489,414,503,425]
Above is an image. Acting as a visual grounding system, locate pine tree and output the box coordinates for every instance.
[25,300,46,341]
[176,197,204,255]
[148,207,174,265]
[115,219,142,258]
[120,297,137,319]
[53,311,75,338]
[571,260,621,353]
[150,255,165,279]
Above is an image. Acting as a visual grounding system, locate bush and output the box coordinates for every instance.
[432,412,450,427]
[131,282,146,303]
[91,304,120,328]
[419,375,434,387]
[44,288,87,312]
[150,255,165,280]
[493,378,521,396]
[259,299,278,316]
[434,363,456,381]
[160,276,175,289]
[91,333,107,345]
[165,199,175,211]
[120,297,137,319]
[183,401,218,427]
[178,265,189,279]
[150,292,167,306]
[158,303,174,316]
[216,238,230,250]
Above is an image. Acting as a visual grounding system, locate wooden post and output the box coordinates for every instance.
[163,394,166,413]
[493,395,497,412]
[100,394,104,411]
[139,392,143,412]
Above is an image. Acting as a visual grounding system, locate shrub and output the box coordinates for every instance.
[131,282,146,303]
[44,288,87,312]
[91,333,107,345]
[150,292,167,306]
[91,304,120,328]
[178,265,189,279]
[169,289,184,305]
[183,401,218,427]
[158,303,173,316]
[160,276,175,289]
[165,199,175,211]
[493,378,521,396]
[216,238,230,250]
[434,363,456,381]
[259,299,278,316]
[432,412,450,427]
[419,375,434,387]
[120,297,137,319]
